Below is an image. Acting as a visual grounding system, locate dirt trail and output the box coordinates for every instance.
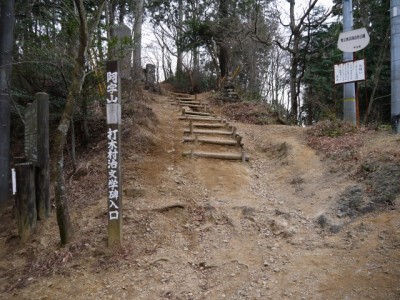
[1,91,399,299]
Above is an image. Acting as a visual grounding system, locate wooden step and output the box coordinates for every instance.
[180,104,207,109]
[176,96,196,101]
[170,92,193,97]
[176,101,201,105]
[183,136,243,146]
[191,123,227,128]
[182,111,211,117]
[170,99,202,105]
[183,129,233,135]
[179,116,225,122]
[182,150,249,162]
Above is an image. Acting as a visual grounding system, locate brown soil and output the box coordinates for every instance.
[0,89,399,300]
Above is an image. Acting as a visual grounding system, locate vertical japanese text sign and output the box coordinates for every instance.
[106,61,122,246]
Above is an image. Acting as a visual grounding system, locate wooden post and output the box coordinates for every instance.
[15,163,37,242]
[182,108,186,116]
[145,64,156,91]
[35,92,50,220]
[241,150,246,163]
[232,127,237,137]
[189,120,193,134]
[106,61,123,247]
[194,134,198,145]
[236,135,243,147]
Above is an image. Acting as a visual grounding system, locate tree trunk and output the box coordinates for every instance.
[161,32,167,80]
[81,91,90,148]
[218,0,229,80]
[176,0,183,77]
[192,47,200,93]
[248,44,258,97]
[219,44,229,79]
[132,0,144,80]
[273,0,325,124]
[52,0,104,245]
[119,0,126,23]
[289,54,298,122]
[0,0,15,206]
[364,26,390,123]
[248,9,259,98]
[70,115,76,172]
[107,0,117,42]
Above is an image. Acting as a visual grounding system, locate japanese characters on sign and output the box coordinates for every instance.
[24,102,38,165]
[107,71,119,104]
[107,127,119,220]
[106,61,122,234]
[337,28,370,52]
[106,69,121,124]
[334,59,366,85]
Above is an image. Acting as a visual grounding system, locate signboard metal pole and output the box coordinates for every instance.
[106,60,122,247]
[343,0,357,125]
[391,0,400,134]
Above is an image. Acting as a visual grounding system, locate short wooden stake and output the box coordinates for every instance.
[241,150,246,163]
[190,149,194,158]
[194,134,198,145]
[182,108,186,116]
[15,163,37,242]
[189,120,193,134]
[236,135,243,147]
[232,127,237,137]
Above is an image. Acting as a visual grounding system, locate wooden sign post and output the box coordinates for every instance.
[23,92,50,220]
[15,162,37,242]
[35,93,50,220]
[106,61,122,247]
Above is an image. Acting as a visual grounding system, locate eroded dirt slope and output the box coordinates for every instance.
[0,90,399,300]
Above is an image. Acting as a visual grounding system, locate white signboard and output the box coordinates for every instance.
[334,59,366,84]
[337,28,370,52]
[12,168,16,195]
[106,103,121,124]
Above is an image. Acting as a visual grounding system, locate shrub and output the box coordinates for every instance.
[307,119,358,137]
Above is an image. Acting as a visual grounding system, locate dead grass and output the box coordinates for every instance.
[306,120,365,161]
[210,101,282,125]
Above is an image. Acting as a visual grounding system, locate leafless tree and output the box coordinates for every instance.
[275,0,331,123]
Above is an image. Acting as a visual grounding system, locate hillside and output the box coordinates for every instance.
[0,86,399,300]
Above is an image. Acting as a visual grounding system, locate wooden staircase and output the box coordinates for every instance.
[169,92,249,162]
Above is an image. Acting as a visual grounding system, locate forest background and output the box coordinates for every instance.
[0,0,394,242]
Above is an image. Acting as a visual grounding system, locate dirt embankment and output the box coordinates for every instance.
[0,89,399,300]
